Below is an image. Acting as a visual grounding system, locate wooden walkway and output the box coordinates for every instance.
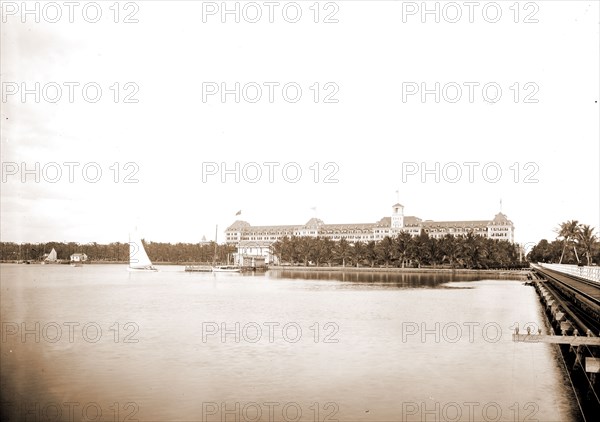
[533,264,600,305]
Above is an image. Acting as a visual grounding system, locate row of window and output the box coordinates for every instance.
[237,232,512,242]
[425,227,485,233]
[242,235,381,241]
[235,229,383,236]
[229,226,514,241]
[228,225,512,237]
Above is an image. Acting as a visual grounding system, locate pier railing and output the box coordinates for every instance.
[539,263,600,283]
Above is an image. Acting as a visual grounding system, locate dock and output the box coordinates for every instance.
[518,264,600,420]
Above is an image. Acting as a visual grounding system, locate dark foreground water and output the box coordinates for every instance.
[1,264,579,421]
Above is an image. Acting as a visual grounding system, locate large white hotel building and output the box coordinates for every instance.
[225,203,515,245]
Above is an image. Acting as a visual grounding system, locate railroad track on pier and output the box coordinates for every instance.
[532,265,600,334]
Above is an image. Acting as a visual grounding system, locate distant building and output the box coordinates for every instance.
[70,253,88,262]
[225,203,515,244]
[198,235,212,246]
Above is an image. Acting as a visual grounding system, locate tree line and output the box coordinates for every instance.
[272,232,526,269]
[0,241,236,264]
[527,220,599,265]
[4,220,596,267]
[0,235,522,268]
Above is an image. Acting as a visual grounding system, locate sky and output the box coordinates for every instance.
[1,0,599,254]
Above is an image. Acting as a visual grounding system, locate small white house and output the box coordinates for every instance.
[70,253,88,262]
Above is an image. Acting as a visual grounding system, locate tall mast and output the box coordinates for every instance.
[213,224,218,264]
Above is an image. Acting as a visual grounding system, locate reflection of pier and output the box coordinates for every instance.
[519,264,600,420]
[184,265,212,272]
[512,332,600,346]
[184,264,267,273]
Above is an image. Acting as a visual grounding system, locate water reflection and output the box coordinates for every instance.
[269,269,522,288]
[0,264,577,421]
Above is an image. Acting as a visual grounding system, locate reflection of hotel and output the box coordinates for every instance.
[225,204,515,246]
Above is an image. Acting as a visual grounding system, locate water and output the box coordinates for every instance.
[1,264,579,421]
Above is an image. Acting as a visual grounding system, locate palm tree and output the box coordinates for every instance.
[377,236,395,267]
[305,236,332,266]
[440,234,460,268]
[578,225,597,266]
[409,232,431,268]
[394,232,412,268]
[350,241,366,267]
[297,237,313,266]
[365,241,377,267]
[556,220,580,264]
[428,236,442,268]
[335,238,351,267]
[322,237,335,266]
[460,232,481,269]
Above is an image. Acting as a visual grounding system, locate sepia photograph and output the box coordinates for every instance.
[1,1,599,421]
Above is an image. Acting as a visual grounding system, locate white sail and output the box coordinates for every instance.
[45,248,57,261]
[129,232,156,270]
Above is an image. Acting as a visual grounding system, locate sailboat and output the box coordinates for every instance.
[43,248,58,264]
[128,232,158,272]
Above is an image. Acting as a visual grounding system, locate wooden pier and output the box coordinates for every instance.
[521,266,600,419]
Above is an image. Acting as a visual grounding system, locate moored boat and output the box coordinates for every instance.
[212,265,241,273]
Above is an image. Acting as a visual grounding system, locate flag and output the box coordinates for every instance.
[235,210,241,216]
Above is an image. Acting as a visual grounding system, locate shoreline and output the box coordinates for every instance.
[267,265,532,275]
[2,261,532,277]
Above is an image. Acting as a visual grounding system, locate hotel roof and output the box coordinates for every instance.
[225,208,513,233]
[227,217,392,232]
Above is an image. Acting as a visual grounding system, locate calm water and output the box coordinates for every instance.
[1,264,579,421]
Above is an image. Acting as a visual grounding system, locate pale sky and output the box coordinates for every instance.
[1,1,599,253]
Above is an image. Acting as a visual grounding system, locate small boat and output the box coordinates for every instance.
[70,262,83,267]
[212,265,241,273]
[128,231,158,272]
